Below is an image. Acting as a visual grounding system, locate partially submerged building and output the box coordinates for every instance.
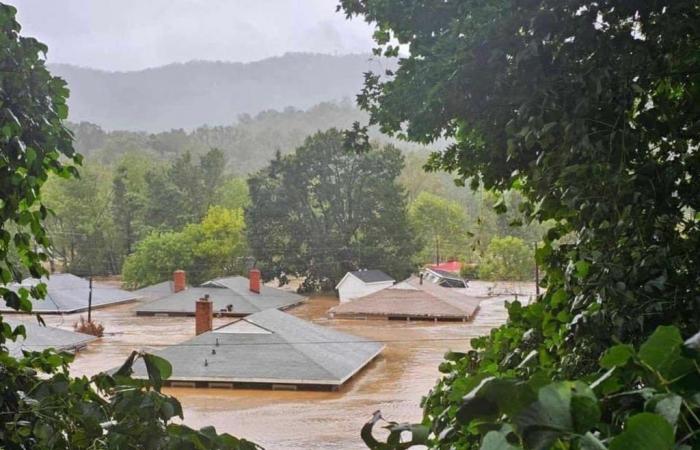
[335,269,395,303]
[5,319,97,357]
[131,302,384,391]
[0,273,139,314]
[329,276,484,321]
[422,267,468,288]
[135,269,305,317]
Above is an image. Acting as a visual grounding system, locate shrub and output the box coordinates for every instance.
[459,263,479,280]
[363,324,700,449]
[74,316,105,337]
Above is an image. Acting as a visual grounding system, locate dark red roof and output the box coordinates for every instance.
[428,261,462,273]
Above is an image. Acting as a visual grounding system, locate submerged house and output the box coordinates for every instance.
[335,270,395,303]
[0,273,139,314]
[5,319,97,357]
[135,269,305,317]
[329,275,485,321]
[131,301,384,391]
[422,267,468,288]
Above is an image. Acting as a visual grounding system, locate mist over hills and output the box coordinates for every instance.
[51,53,391,132]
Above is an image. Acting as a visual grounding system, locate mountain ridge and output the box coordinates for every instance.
[50,53,390,132]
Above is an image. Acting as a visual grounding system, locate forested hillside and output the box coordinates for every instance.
[68,101,428,174]
[52,53,391,131]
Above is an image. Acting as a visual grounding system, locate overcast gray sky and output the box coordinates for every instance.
[8,0,376,71]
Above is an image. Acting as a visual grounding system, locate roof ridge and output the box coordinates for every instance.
[248,310,360,379]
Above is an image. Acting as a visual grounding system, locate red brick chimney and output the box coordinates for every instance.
[195,295,213,335]
[173,270,186,293]
[249,268,261,294]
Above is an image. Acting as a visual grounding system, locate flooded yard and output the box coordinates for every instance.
[31,281,534,449]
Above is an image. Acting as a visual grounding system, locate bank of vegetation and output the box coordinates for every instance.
[338,0,700,448]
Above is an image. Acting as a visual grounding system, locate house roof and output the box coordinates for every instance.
[135,276,304,316]
[130,309,384,386]
[133,281,173,300]
[4,319,97,357]
[329,276,485,320]
[0,273,139,314]
[335,270,394,289]
[425,267,463,280]
[428,261,462,273]
[350,270,394,284]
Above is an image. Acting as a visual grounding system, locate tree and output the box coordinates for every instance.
[0,5,256,448]
[478,236,534,281]
[42,163,118,275]
[409,192,469,265]
[247,129,419,291]
[123,206,247,288]
[144,149,227,231]
[340,0,700,448]
[215,177,250,211]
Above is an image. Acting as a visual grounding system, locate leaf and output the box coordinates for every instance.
[571,390,600,432]
[515,383,573,450]
[645,393,682,429]
[480,427,521,450]
[458,378,532,424]
[574,260,590,278]
[638,325,691,379]
[143,353,172,390]
[578,432,607,450]
[608,413,674,450]
[599,344,634,369]
[114,350,138,377]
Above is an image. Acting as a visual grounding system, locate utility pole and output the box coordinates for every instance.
[87,275,93,323]
[534,243,540,297]
[435,235,441,266]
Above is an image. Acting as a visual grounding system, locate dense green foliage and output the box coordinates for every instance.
[409,192,469,265]
[363,325,700,450]
[247,129,419,291]
[478,236,534,281]
[401,153,548,258]
[68,101,400,173]
[42,149,244,276]
[340,0,700,448]
[0,5,256,448]
[123,206,247,288]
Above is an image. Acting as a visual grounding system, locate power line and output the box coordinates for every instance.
[11,336,483,349]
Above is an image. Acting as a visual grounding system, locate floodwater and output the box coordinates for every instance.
[34,281,535,450]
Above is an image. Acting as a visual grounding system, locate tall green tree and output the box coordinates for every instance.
[340,0,700,448]
[123,206,247,288]
[409,191,469,265]
[0,4,256,448]
[43,163,118,275]
[247,129,419,291]
[144,148,226,231]
[478,235,534,281]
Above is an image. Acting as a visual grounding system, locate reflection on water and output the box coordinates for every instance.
[29,281,531,449]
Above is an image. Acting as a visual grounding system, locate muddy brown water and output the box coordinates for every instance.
[29,281,535,450]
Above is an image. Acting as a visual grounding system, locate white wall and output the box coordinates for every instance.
[338,275,394,303]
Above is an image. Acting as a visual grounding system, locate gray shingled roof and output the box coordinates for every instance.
[4,319,97,357]
[133,280,173,300]
[0,273,139,314]
[135,276,304,316]
[131,309,383,387]
[349,270,394,284]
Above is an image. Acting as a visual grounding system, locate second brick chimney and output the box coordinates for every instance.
[195,295,213,335]
[173,270,186,293]
[249,268,261,294]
